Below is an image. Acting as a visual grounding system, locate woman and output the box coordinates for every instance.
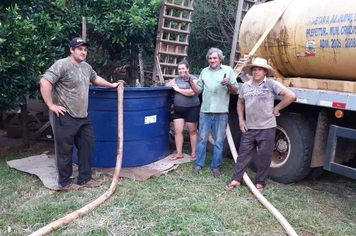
[166,60,200,161]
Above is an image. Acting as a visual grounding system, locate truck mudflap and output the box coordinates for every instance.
[310,110,329,168]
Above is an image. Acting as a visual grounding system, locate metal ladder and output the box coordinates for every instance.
[231,0,272,80]
[152,0,194,84]
[230,0,258,67]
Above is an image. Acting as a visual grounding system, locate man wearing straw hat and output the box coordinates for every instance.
[225,57,295,193]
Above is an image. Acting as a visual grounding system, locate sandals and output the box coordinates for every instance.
[225,181,265,193]
[169,155,183,161]
[225,181,241,191]
[170,154,196,161]
[256,184,264,193]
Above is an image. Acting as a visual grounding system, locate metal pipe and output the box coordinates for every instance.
[229,0,244,67]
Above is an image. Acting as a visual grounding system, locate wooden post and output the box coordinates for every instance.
[82,16,86,40]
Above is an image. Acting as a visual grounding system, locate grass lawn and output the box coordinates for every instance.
[1,141,356,236]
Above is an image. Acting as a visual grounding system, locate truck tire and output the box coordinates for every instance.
[269,112,314,184]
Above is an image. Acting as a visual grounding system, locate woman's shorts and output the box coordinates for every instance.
[173,105,200,123]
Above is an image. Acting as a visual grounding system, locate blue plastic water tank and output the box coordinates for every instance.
[76,86,173,168]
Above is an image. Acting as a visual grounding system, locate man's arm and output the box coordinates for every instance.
[221,77,238,94]
[227,82,238,94]
[221,68,238,94]
[40,78,67,117]
[273,87,296,116]
[237,98,247,133]
[188,78,202,95]
[92,76,119,88]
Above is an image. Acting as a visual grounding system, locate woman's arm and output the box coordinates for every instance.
[174,80,197,96]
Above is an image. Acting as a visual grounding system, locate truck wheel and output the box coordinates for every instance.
[269,112,314,184]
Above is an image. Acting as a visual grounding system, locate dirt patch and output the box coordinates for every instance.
[0,129,54,158]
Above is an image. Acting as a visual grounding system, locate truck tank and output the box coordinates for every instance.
[239,0,356,80]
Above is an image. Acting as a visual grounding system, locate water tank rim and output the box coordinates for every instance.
[89,86,173,92]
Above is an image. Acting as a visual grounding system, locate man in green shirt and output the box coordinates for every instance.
[40,37,119,191]
[189,47,238,178]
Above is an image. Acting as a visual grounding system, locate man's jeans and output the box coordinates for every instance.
[195,113,228,169]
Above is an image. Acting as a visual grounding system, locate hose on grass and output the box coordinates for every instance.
[29,83,125,236]
[225,124,298,236]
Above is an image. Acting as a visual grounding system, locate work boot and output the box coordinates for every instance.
[58,183,82,191]
[79,179,102,188]
[192,166,202,174]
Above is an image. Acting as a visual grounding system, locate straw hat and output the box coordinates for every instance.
[242,57,275,77]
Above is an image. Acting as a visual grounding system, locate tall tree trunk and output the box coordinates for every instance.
[0,111,4,129]
[138,44,144,87]
[130,46,139,86]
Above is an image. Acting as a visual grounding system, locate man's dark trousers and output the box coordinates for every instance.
[232,127,275,186]
[50,112,95,187]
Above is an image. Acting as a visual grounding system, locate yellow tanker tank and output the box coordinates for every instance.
[239,0,356,80]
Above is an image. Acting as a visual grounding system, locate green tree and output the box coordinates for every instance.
[82,0,161,81]
[0,2,75,141]
[0,0,161,140]
[188,0,240,73]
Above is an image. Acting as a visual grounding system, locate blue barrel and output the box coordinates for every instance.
[75,86,173,168]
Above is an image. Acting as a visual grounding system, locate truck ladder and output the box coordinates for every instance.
[230,0,259,68]
[153,0,194,84]
[233,0,291,80]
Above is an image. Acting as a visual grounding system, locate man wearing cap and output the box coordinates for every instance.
[188,47,238,178]
[225,57,295,192]
[40,37,119,191]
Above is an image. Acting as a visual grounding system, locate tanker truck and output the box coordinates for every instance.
[228,0,356,184]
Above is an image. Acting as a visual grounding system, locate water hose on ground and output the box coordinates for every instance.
[225,124,298,236]
[29,83,125,236]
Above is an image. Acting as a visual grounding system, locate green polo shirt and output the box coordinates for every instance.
[197,65,238,113]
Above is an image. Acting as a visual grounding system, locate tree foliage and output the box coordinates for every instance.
[0,0,241,114]
[0,0,161,113]
[82,0,161,78]
[188,0,240,73]
[0,0,160,142]
[0,2,71,112]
